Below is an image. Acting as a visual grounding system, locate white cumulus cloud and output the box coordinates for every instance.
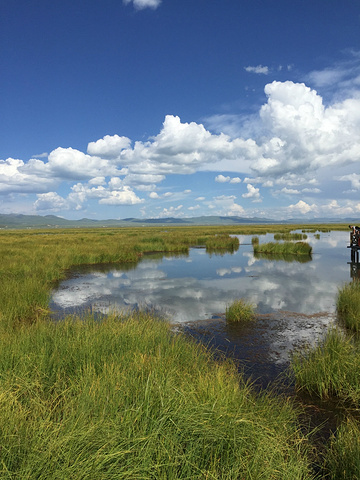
[123,0,161,10]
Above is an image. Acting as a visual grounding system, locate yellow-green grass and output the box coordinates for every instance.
[226,299,255,323]
[337,280,360,332]
[323,417,360,479]
[291,329,360,405]
[0,311,313,479]
[0,223,353,478]
[253,241,312,256]
[274,233,308,241]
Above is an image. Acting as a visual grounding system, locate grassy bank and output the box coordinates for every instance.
[0,311,312,479]
[337,280,360,332]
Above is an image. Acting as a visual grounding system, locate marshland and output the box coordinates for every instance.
[1,224,360,479]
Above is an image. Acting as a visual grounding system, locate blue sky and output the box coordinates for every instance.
[1,0,360,220]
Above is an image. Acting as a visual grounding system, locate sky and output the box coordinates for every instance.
[1,0,360,221]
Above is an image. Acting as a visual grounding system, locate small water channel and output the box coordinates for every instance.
[50,230,356,388]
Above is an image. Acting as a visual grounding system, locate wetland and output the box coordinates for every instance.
[1,224,360,479]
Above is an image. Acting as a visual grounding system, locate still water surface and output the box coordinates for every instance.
[50,230,356,385]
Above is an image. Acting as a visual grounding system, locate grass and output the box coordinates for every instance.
[291,328,360,405]
[225,299,255,323]
[323,417,360,479]
[0,223,354,478]
[274,233,308,241]
[253,241,312,256]
[337,280,360,332]
[0,311,313,479]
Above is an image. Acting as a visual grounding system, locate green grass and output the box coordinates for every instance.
[337,281,360,332]
[323,417,360,479]
[290,329,360,405]
[253,241,312,256]
[0,311,312,479]
[0,223,354,478]
[274,233,308,241]
[225,299,255,323]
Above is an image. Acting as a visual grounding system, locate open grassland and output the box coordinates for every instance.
[0,223,354,478]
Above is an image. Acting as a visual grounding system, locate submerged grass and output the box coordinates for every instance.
[0,311,313,479]
[337,280,360,332]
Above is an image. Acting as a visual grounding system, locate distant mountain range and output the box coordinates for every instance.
[0,213,358,229]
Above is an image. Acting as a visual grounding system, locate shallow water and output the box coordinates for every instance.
[50,230,356,385]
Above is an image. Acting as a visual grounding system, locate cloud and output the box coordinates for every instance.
[242,183,261,202]
[288,200,316,215]
[0,158,55,194]
[244,65,269,75]
[230,177,241,184]
[123,0,161,10]
[120,115,254,175]
[87,134,131,158]
[215,174,242,184]
[210,195,246,216]
[34,192,69,211]
[338,173,360,190]
[215,174,230,183]
[156,205,184,218]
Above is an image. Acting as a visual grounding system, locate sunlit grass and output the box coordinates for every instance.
[323,417,360,479]
[337,280,360,332]
[291,328,360,404]
[0,311,313,479]
[226,299,255,323]
[253,241,312,256]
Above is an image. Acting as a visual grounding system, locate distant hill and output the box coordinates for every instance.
[0,213,357,229]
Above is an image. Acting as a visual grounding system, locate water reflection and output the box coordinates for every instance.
[50,230,355,378]
[51,231,350,324]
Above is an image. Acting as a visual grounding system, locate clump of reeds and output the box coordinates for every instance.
[337,280,360,332]
[290,328,360,404]
[323,417,360,479]
[226,299,255,323]
[253,241,312,256]
[205,234,239,254]
[274,233,308,241]
[251,236,259,245]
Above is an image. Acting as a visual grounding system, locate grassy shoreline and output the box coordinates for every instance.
[0,223,355,478]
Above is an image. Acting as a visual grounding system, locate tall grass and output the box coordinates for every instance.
[291,329,360,404]
[274,233,308,241]
[337,280,360,332]
[226,299,255,323]
[323,417,360,479]
[0,311,313,479]
[253,241,312,256]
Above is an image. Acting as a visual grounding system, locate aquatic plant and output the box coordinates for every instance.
[274,233,308,241]
[337,280,360,332]
[226,299,255,323]
[251,236,259,245]
[290,328,360,404]
[253,241,312,256]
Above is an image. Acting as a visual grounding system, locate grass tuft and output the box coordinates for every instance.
[226,299,255,323]
[337,280,360,332]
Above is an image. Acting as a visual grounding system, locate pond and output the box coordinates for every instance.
[50,230,357,388]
